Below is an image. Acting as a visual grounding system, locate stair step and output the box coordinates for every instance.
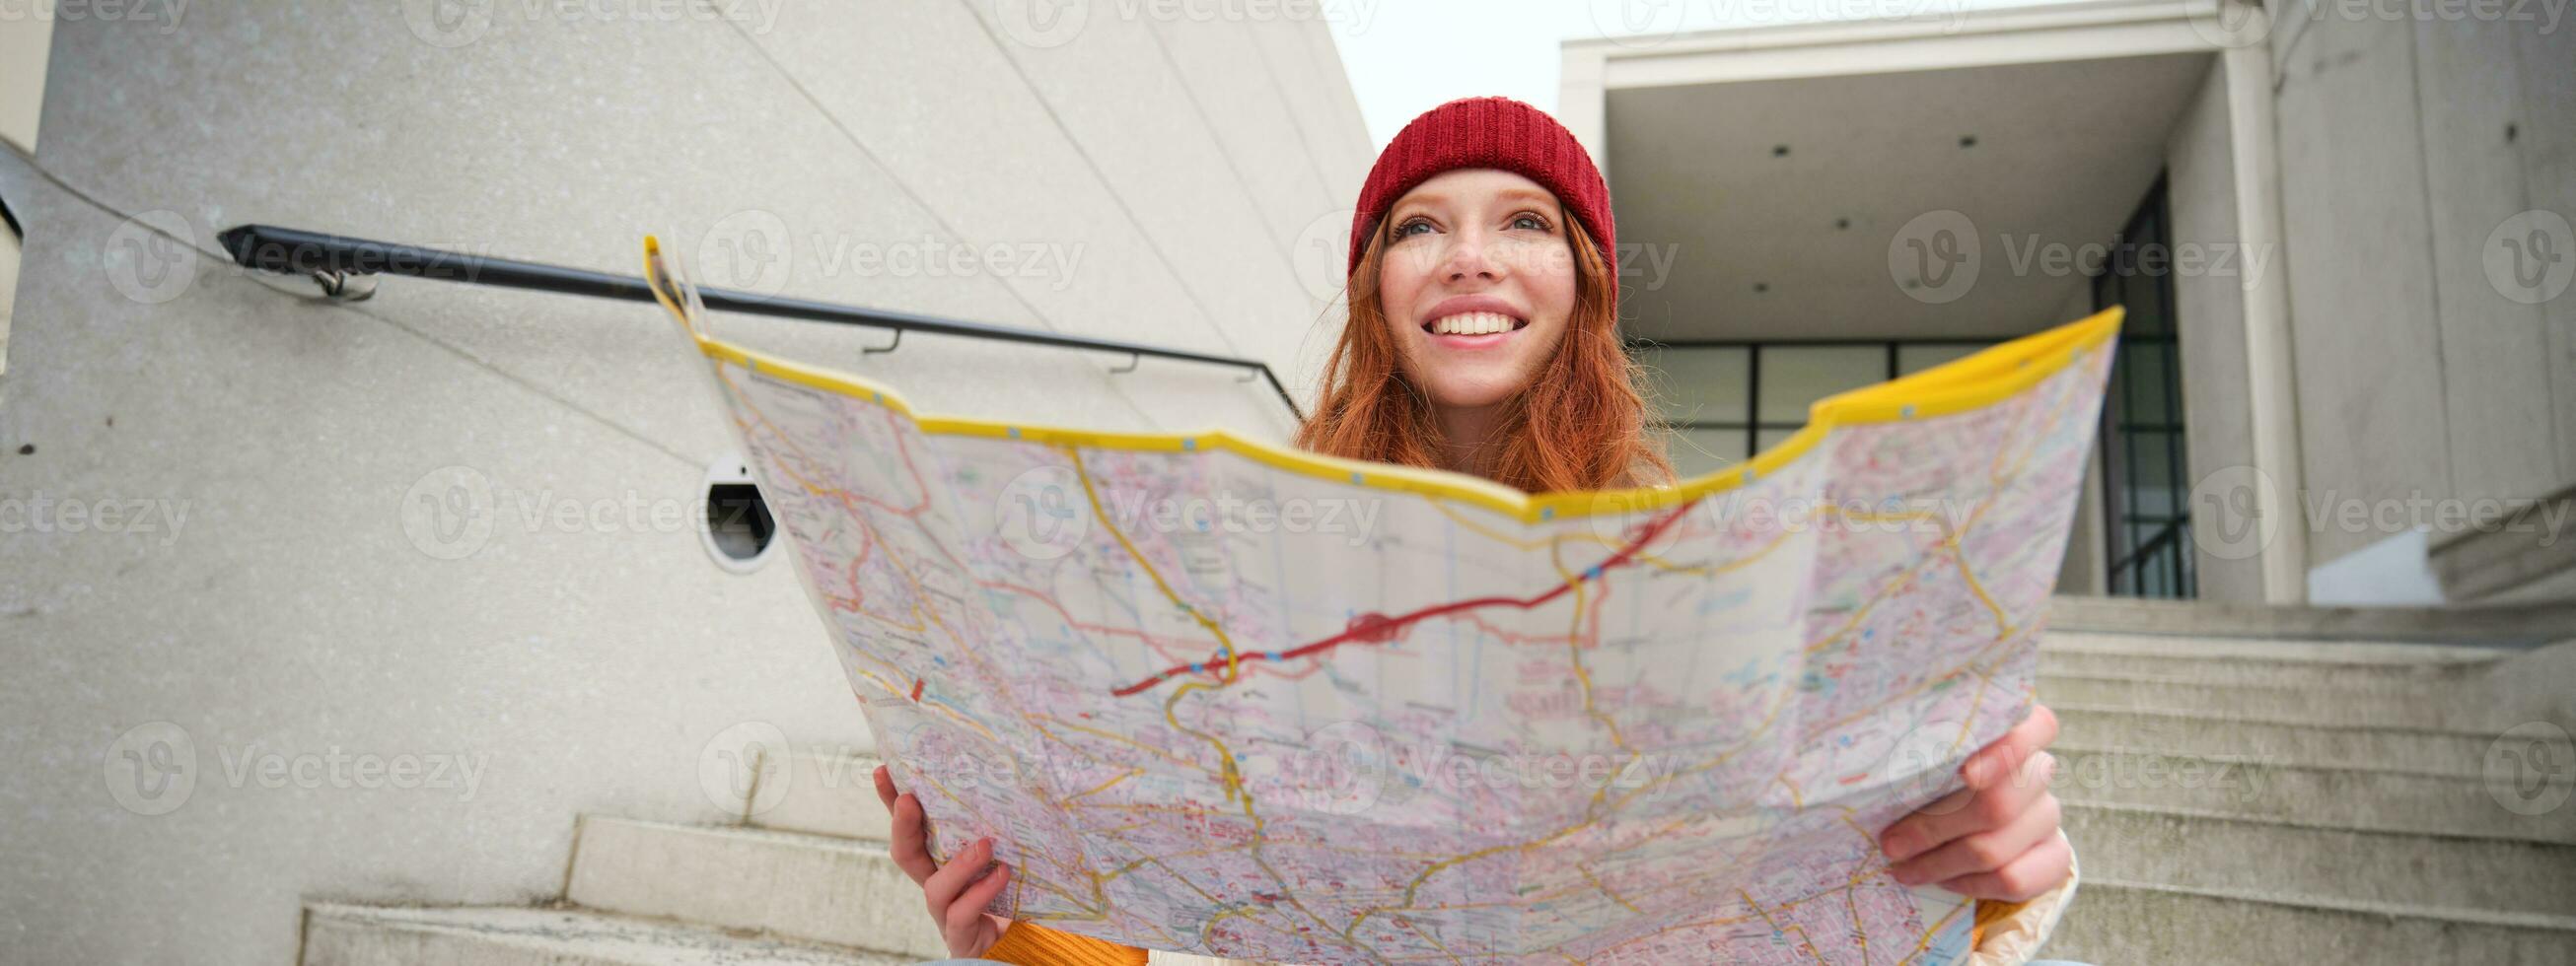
[2052,707,2502,779]
[2043,594,2576,647]
[2045,881,2576,965]
[2039,633,2502,690]
[298,903,909,966]
[2040,628,2516,660]
[745,748,892,841]
[2038,673,2483,729]
[564,816,944,961]
[2050,749,2576,844]
[2063,803,2576,919]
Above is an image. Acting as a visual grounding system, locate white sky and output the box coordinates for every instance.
[1323,0,2077,147]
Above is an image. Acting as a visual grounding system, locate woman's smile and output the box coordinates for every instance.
[1421,295,1529,350]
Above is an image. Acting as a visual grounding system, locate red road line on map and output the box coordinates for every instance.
[1109,500,1702,698]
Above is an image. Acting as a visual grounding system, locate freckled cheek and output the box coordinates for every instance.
[1379,279,1429,333]
[1381,244,1445,293]
[1502,240,1578,285]
[1492,242,1552,277]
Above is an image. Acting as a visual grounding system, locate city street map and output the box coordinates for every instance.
[646,239,2118,964]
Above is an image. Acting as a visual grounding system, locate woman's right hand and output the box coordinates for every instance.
[873,764,1013,959]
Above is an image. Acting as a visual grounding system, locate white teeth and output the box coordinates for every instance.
[1429,311,1519,335]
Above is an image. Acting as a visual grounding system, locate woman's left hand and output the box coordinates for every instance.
[1878,704,2069,903]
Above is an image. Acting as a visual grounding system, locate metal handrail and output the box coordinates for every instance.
[217,224,1305,420]
[2107,516,2191,595]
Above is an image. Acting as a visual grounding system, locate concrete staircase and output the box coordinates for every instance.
[301,744,939,965]
[2036,599,2576,965]
[300,597,2576,965]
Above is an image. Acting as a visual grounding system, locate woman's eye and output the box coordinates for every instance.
[1511,213,1550,232]
[1392,218,1432,240]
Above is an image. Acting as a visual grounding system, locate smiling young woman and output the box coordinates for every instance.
[876,96,2080,966]
[1296,124,1675,492]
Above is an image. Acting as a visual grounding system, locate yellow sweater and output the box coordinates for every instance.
[982,899,2025,965]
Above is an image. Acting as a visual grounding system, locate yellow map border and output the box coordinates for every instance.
[643,237,2123,524]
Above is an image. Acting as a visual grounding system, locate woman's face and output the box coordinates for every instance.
[1375,169,1579,411]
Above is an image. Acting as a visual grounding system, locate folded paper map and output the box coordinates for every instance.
[645,239,2119,965]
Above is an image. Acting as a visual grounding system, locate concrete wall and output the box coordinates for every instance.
[2163,54,2262,603]
[2269,12,2576,573]
[0,6,43,149]
[0,3,1367,963]
[2055,282,2111,596]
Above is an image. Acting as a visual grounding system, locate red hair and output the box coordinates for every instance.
[1295,206,1675,494]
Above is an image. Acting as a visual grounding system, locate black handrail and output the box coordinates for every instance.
[217,224,1305,420]
[2108,516,2191,595]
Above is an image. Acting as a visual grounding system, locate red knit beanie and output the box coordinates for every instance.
[1347,97,1616,299]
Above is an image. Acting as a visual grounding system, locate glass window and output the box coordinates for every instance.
[1626,336,2111,494]
[1753,427,1802,456]
[1756,346,1885,426]
[2124,342,2172,427]
[1634,346,1749,425]
[2127,431,2178,518]
[1665,428,1748,478]
[2105,340,2130,426]
[1896,343,1989,376]
[2097,174,2195,599]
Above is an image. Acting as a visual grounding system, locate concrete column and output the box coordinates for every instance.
[1558,44,1609,170]
[2221,3,2309,605]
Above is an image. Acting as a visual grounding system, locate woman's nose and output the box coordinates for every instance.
[1443,230,1505,281]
